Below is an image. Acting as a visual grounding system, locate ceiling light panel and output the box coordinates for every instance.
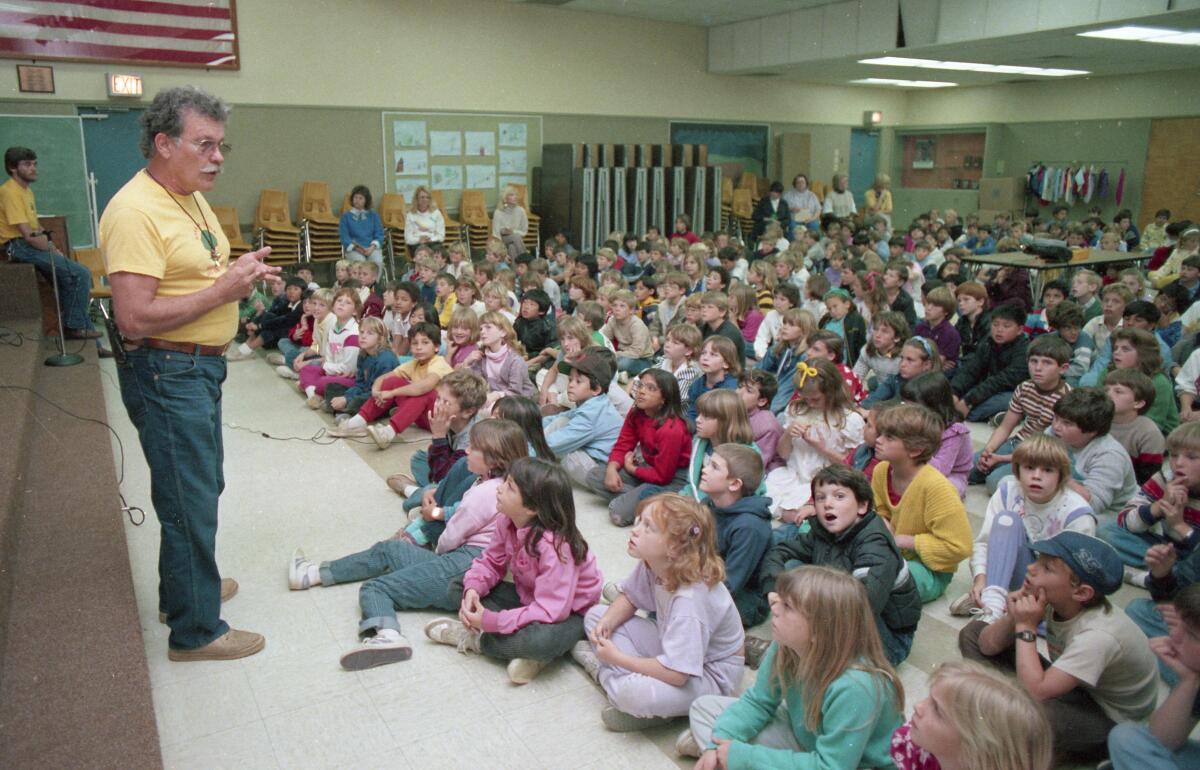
[858,57,1087,76]
[1077,26,1179,41]
[851,78,957,88]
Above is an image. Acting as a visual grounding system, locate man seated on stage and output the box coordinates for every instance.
[0,146,101,342]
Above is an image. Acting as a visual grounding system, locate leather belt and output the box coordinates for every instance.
[128,337,229,357]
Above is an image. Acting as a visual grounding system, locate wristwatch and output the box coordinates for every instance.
[430,507,444,521]
[1015,630,1037,643]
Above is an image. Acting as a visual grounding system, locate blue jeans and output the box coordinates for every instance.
[877,619,914,666]
[969,438,1017,494]
[277,337,304,368]
[117,346,229,649]
[410,448,432,487]
[616,356,651,376]
[1109,721,1200,770]
[1125,598,1179,686]
[320,540,480,637]
[965,390,1013,422]
[7,238,94,331]
[1099,523,1168,569]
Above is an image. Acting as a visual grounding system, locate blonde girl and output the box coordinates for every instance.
[404,185,445,247]
[679,389,757,501]
[729,284,764,354]
[684,566,903,769]
[480,280,515,324]
[682,249,705,293]
[299,287,362,408]
[686,335,742,423]
[484,235,508,267]
[747,259,777,311]
[476,310,535,402]
[891,661,1053,770]
[333,259,351,289]
[325,315,399,415]
[853,311,910,392]
[758,308,815,414]
[537,315,594,410]
[765,359,865,523]
[573,494,744,731]
[445,306,481,369]
[454,277,485,317]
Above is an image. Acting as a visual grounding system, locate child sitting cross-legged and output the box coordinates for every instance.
[298,288,362,409]
[862,334,940,407]
[632,322,702,412]
[737,369,784,471]
[585,368,692,526]
[323,316,399,417]
[699,291,749,371]
[890,661,1054,770]
[277,291,325,380]
[970,333,1073,494]
[1049,387,1139,523]
[872,404,973,603]
[757,465,922,667]
[603,288,655,376]
[679,390,764,501]
[540,348,623,486]
[1104,367,1166,485]
[1103,326,1180,435]
[958,531,1158,766]
[476,311,537,402]
[287,419,529,670]
[571,494,745,733]
[900,372,974,498]
[514,288,558,371]
[766,359,866,537]
[686,335,741,424]
[1108,583,1200,770]
[949,434,1095,621]
[818,287,867,367]
[425,457,603,685]
[1102,421,1200,588]
[536,315,594,413]
[805,330,866,403]
[329,322,452,448]
[756,308,815,414]
[950,301,1030,422]
[679,566,904,770]
[443,306,481,369]
[852,311,908,394]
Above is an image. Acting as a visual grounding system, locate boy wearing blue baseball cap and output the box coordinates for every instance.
[959,531,1158,764]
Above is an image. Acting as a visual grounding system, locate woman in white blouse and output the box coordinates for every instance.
[491,185,529,259]
[404,186,445,248]
[822,174,857,219]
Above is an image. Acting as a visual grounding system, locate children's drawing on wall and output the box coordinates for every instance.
[498,122,526,147]
[394,150,429,176]
[392,120,426,148]
[466,131,496,156]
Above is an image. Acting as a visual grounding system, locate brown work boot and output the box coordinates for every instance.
[386,472,417,496]
[159,577,239,624]
[168,629,265,662]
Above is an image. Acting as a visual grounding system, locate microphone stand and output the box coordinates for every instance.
[44,250,83,367]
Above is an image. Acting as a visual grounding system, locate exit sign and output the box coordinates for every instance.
[107,73,143,98]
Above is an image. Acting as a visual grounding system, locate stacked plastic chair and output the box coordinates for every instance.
[431,190,464,245]
[511,183,540,256]
[212,205,252,259]
[720,177,734,232]
[378,193,407,263]
[297,181,342,264]
[254,189,301,264]
[459,190,491,256]
[732,188,755,242]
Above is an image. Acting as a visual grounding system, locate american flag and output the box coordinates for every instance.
[0,0,238,69]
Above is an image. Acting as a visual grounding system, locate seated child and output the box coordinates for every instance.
[298,288,361,409]
[1083,283,1132,360]
[425,457,602,685]
[951,435,1095,621]
[900,373,973,498]
[730,285,764,360]
[1024,279,1067,336]
[738,370,784,471]
[950,301,1029,422]
[1081,300,1174,386]
[753,283,800,360]
[602,289,655,376]
[1103,327,1180,435]
[686,335,741,424]
[806,330,866,403]
[1049,387,1139,524]
[863,335,940,407]
[699,291,748,371]
[475,311,537,400]
[1103,421,1200,585]
[541,349,623,486]
[233,275,304,360]
[758,465,921,666]
[914,286,961,372]
[818,287,867,367]
[958,531,1158,765]
[536,315,592,412]
[354,262,385,319]
[1156,281,1189,350]
[697,444,773,628]
[382,281,419,357]
[393,369,488,500]
[275,291,321,378]
[756,308,815,414]
[680,566,903,770]
[766,359,865,531]
[891,661,1053,770]
[1104,368,1167,485]
[330,322,450,447]
[853,311,907,394]
[586,369,692,526]
[1108,583,1200,770]
[287,419,528,669]
[971,333,1072,493]
[1071,269,1103,323]
[953,280,990,362]
[680,389,762,501]
[514,288,557,370]
[324,316,399,416]
[637,322,703,411]
[571,494,744,732]
[1045,301,1093,386]
[480,280,516,324]
[444,306,480,368]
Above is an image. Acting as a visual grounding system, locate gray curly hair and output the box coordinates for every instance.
[139,86,231,159]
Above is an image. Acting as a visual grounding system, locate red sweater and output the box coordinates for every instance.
[607,410,692,485]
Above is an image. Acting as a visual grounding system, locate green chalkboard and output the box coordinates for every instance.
[0,115,93,247]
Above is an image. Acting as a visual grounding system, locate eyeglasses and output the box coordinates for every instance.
[182,138,232,156]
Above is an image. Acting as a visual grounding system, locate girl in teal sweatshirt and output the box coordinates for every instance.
[683,565,904,770]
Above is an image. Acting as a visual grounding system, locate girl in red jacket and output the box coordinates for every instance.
[584,367,692,527]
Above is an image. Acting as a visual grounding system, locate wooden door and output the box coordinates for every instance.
[1141,118,1200,225]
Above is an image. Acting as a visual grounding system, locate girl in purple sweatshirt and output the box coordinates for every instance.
[425,456,603,685]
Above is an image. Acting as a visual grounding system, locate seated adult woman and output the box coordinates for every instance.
[404,186,445,252]
[339,184,385,269]
[822,174,857,219]
[491,185,528,260]
[864,173,894,234]
[783,173,821,236]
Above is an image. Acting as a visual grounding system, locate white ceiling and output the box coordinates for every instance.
[507,0,816,27]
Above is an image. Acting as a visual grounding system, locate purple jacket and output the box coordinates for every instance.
[914,318,962,370]
[930,422,973,498]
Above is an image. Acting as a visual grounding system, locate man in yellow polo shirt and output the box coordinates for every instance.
[101,87,278,662]
[0,146,100,339]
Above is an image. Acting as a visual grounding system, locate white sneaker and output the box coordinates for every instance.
[1123,566,1150,589]
[968,606,1003,624]
[366,423,395,449]
[225,346,255,362]
[675,727,702,758]
[305,394,324,409]
[328,424,369,438]
[507,657,547,685]
[288,548,317,590]
[571,640,601,681]
[339,630,413,670]
[948,591,978,617]
[265,352,285,366]
[424,617,481,654]
[276,365,299,380]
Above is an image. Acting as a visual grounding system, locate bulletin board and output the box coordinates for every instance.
[380,111,542,213]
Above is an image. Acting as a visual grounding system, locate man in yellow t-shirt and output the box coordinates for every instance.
[100,87,278,663]
[0,146,100,338]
